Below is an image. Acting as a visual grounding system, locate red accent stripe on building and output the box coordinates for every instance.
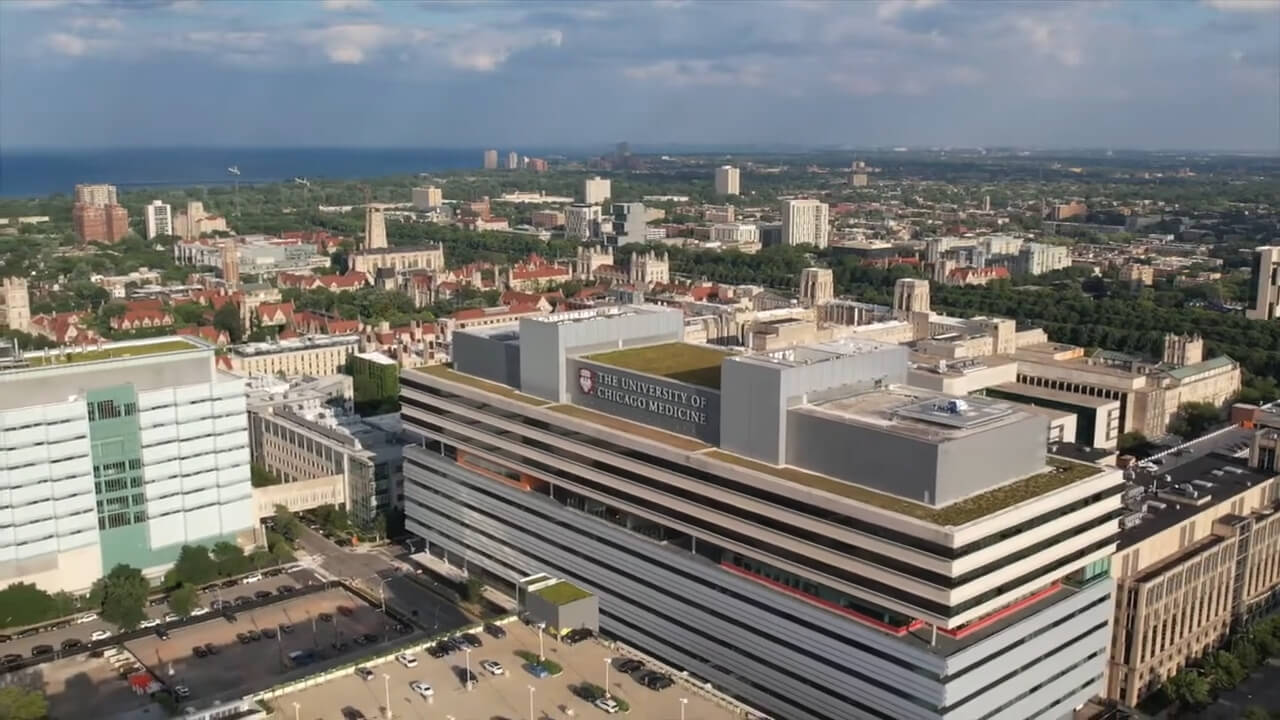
[936,582,1062,639]
[719,562,923,636]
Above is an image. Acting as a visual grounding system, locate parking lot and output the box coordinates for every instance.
[8,648,152,719]
[278,619,737,720]
[123,587,408,708]
[0,565,321,664]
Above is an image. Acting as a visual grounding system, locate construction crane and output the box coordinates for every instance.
[293,177,312,208]
[227,165,241,217]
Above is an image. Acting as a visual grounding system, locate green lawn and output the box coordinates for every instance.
[584,343,729,389]
[26,340,197,366]
[417,365,549,406]
[534,581,592,606]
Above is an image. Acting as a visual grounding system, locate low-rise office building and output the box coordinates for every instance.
[400,305,1121,720]
[1106,455,1280,706]
[0,337,253,592]
[229,334,361,378]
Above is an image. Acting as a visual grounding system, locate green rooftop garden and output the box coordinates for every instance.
[418,364,549,406]
[25,340,198,367]
[585,342,729,389]
[704,452,1101,527]
[547,404,709,451]
[534,581,592,606]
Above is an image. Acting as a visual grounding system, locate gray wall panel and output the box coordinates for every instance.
[787,410,941,503]
[936,414,1049,505]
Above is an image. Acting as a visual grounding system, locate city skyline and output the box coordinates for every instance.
[1,0,1277,151]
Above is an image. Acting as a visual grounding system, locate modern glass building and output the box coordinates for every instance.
[0,337,254,593]
[400,306,1122,720]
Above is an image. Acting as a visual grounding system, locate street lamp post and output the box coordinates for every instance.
[603,657,611,697]
[383,673,393,720]
[680,697,688,720]
[292,701,300,720]
[464,647,473,692]
[528,685,536,720]
[378,578,388,614]
[536,622,546,661]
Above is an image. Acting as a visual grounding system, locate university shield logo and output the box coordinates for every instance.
[578,368,595,395]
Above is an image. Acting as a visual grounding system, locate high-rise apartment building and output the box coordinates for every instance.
[609,203,647,246]
[715,165,740,196]
[0,336,254,593]
[72,183,129,244]
[798,267,834,307]
[566,204,604,242]
[364,206,387,250]
[709,223,760,252]
[411,186,444,211]
[506,151,519,170]
[0,277,31,333]
[400,306,1119,720]
[583,176,612,205]
[850,173,869,187]
[1246,246,1280,321]
[781,198,830,248]
[483,150,499,170]
[143,200,173,240]
[1015,242,1071,276]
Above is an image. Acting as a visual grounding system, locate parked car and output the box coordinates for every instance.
[200,584,218,593]
[89,630,111,642]
[642,673,674,691]
[154,627,170,641]
[261,627,277,639]
[354,666,374,681]
[480,660,504,676]
[253,590,272,600]
[616,659,644,674]
[459,632,483,648]
[30,645,53,657]
[483,623,507,639]
[563,628,592,646]
[60,639,82,651]
[233,596,251,606]
[139,618,161,629]
[595,698,621,714]
[277,584,296,594]
[173,685,191,699]
[341,708,365,720]
[427,645,447,659]
[148,597,168,608]
[75,613,98,624]
[318,613,334,623]
[220,580,238,589]
[240,572,262,584]
[278,623,294,634]
[336,605,354,617]
[247,630,261,641]
[236,633,250,645]
[163,612,180,622]
[190,607,210,617]
[455,667,479,687]
[222,611,237,623]
[331,639,350,651]
[264,568,283,578]
[410,681,433,698]
[192,646,209,659]
[204,642,220,655]
[525,663,551,679]
[396,653,418,668]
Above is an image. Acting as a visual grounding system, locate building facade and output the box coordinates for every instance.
[400,306,1120,720]
[715,166,741,196]
[73,184,129,244]
[584,177,611,205]
[349,246,445,277]
[0,277,31,333]
[609,203,648,246]
[144,200,173,240]
[710,223,760,252]
[782,199,830,249]
[1246,246,1280,321]
[483,150,498,170]
[411,186,443,210]
[0,337,254,593]
[799,267,835,307]
[229,335,361,377]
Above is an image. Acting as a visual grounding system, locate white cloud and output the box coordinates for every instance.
[322,0,374,11]
[624,59,766,87]
[69,16,123,32]
[306,23,398,65]
[45,32,88,56]
[1014,16,1083,66]
[445,29,563,71]
[1203,0,1280,12]
[876,0,942,22]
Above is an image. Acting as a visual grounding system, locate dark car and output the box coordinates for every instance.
[336,605,354,617]
[261,627,278,639]
[278,623,295,634]
[1,653,22,665]
[30,645,53,657]
[155,627,170,641]
[223,611,237,623]
[459,632,483,648]
[454,666,479,687]
[234,595,251,606]
[247,629,261,641]
[204,642,220,655]
[0,634,11,644]
[318,612,334,623]
[265,568,283,578]
[236,633,250,644]
[483,623,507,639]
[200,584,218,593]
[360,633,379,644]
[341,708,366,720]
[193,645,209,658]
[254,590,272,600]
[642,673,674,690]
[562,628,592,646]
[394,623,412,635]
[60,639,82,651]
[427,644,447,659]
[616,659,644,674]
[15,629,37,640]
[277,584,296,594]
[331,639,349,651]
[220,579,238,589]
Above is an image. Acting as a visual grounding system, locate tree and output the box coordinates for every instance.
[0,686,48,720]
[211,541,249,578]
[251,464,283,488]
[1168,401,1223,440]
[96,564,148,630]
[0,583,77,629]
[1117,431,1148,453]
[212,301,244,343]
[167,545,217,588]
[1163,669,1210,708]
[1241,706,1270,720]
[463,576,486,603]
[1204,650,1247,689]
[372,514,387,542]
[168,585,198,617]
[172,302,206,326]
[273,505,302,542]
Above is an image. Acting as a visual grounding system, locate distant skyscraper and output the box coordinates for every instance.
[615,141,630,162]
[220,239,240,291]
[506,151,519,170]
[143,200,172,240]
[1247,246,1280,321]
[781,198,829,249]
[714,166,740,196]
[364,206,388,250]
[983,195,991,212]
[583,176,611,205]
[849,173,869,187]
[483,149,498,170]
[72,183,129,244]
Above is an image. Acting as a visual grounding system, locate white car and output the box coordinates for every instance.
[409,681,433,698]
[173,685,191,699]
[163,612,180,622]
[480,660,504,676]
[595,698,620,714]
[138,618,161,629]
[75,613,98,624]
[239,573,262,584]
[190,607,210,617]
[396,653,418,668]
[89,629,111,641]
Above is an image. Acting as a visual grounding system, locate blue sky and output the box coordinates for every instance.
[1,0,1277,151]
